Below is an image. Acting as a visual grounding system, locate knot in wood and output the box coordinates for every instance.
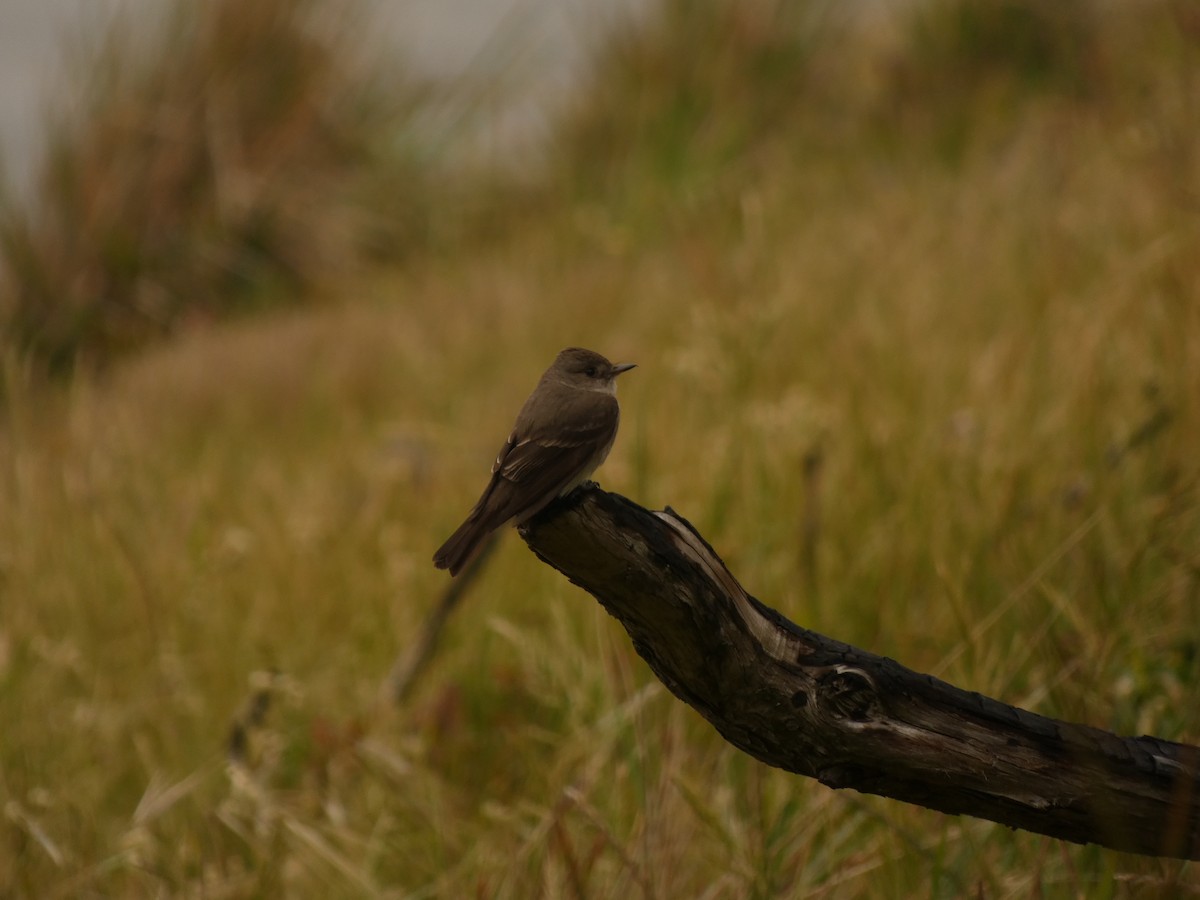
[817,666,878,723]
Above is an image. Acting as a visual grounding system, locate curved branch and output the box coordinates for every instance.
[519,486,1200,860]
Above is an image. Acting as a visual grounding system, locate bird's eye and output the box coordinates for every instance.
[585,366,597,377]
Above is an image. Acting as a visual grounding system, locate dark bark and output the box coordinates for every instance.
[519,486,1200,860]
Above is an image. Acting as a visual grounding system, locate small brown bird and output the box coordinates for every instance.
[433,347,636,576]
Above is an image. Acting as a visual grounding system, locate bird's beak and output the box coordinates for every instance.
[612,363,637,377]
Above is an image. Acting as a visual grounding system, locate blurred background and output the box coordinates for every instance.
[0,0,648,201]
[2,0,1198,896]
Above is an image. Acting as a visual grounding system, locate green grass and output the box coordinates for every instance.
[3,0,1200,896]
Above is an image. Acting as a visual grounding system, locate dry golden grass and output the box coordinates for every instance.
[3,0,1200,896]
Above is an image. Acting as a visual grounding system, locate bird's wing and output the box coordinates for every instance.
[470,396,618,526]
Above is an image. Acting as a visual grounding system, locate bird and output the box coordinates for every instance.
[433,347,636,576]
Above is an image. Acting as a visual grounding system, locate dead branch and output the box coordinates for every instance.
[519,486,1200,860]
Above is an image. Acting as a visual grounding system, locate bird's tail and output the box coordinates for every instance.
[433,516,492,576]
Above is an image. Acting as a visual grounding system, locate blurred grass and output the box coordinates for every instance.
[0,0,449,381]
[3,0,1200,896]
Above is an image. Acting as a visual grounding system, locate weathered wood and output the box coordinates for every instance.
[519,486,1200,860]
